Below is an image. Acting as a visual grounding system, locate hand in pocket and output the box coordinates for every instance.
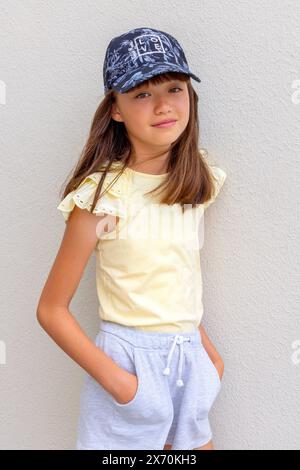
[112,367,139,405]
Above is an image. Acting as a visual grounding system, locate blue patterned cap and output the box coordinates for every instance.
[103,27,201,94]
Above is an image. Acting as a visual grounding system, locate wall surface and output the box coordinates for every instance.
[0,0,299,450]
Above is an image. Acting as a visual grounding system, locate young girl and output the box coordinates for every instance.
[36,27,227,451]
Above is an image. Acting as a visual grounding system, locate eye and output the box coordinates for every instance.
[134,87,183,99]
[135,92,149,99]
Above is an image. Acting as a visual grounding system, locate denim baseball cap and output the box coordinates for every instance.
[103,27,201,94]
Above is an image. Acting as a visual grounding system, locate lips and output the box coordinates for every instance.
[153,119,176,128]
[152,119,177,126]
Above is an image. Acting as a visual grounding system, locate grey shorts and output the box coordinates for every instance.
[76,320,222,450]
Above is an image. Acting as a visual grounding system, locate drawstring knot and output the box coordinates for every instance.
[162,334,191,387]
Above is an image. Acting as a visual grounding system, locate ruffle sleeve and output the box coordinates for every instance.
[198,147,227,210]
[203,164,227,210]
[57,170,128,223]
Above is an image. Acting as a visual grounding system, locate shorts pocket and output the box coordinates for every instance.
[96,330,145,412]
[110,347,144,409]
[202,347,221,388]
[96,330,172,428]
[195,346,222,420]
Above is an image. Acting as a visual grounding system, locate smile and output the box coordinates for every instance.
[152,121,177,128]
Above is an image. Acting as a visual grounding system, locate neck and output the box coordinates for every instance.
[129,152,170,175]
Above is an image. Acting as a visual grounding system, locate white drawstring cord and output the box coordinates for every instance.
[162,334,191,387]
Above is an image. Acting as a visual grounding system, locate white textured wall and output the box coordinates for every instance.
[1,0,299,450]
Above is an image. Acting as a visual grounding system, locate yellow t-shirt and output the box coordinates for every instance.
[57,151,227,333]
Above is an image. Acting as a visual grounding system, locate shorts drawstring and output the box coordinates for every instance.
[162,334,191,387]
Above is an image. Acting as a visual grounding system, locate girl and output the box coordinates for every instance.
[36,27,227,451]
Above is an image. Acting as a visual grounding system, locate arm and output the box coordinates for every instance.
[198,324,224,381]
[36,207,136,404]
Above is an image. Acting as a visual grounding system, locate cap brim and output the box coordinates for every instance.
[112,63,201,94]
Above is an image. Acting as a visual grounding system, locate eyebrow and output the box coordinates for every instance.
[129,81,182,93]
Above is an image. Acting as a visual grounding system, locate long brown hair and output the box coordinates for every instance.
[59,71,217,213]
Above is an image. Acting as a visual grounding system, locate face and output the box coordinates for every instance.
[111,79,190,158]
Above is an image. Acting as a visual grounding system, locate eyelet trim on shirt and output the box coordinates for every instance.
[57,171,128,222]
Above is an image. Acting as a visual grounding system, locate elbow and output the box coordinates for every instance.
[36,300,52,329]
[36,305,47,328]
[36,302,69,329]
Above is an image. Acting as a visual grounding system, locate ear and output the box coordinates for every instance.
[111,103,123,123]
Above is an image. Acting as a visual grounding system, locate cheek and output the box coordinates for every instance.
[131,107,153,129]
[128,106,149,124]
[177,98,190,125]
[124,112,149,134]
[179,95,190,114]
